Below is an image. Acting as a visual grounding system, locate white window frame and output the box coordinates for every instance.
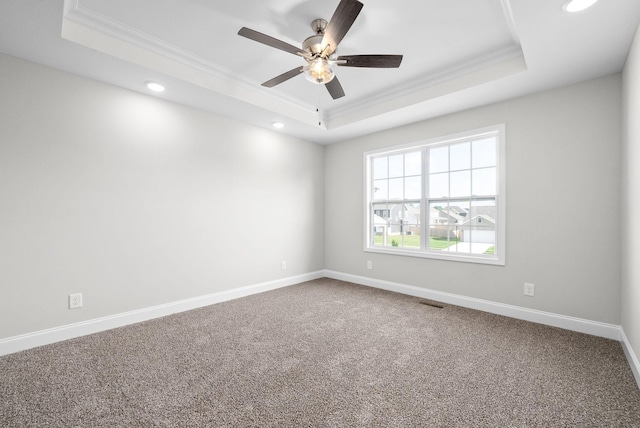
[364,124,506,266]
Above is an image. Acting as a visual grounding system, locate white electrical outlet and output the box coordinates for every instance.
[524,283,535,297]
[281,261,287,270]
[367,261,373,270]
[69,293,83,309]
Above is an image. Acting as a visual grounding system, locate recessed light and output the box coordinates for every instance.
[145,81,165,92]
[272,122,284,129]
[563,0,598,13]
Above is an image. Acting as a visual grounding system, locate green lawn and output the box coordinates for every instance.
[429,236,459,249]
[374,235,495,255]
[373,235,458,249]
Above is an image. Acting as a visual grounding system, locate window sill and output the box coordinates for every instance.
[364,246,505,266]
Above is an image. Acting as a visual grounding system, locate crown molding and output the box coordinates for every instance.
[325,44,526,129]
[323,0,525,128]
[61,0,526,133]
[62,0,319,126]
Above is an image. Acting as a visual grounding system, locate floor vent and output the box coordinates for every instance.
[419,301,444,309]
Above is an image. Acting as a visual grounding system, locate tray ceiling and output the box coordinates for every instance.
[1,0,639,143]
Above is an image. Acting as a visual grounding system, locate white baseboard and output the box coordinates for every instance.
[324,270,622,341]
[2,268,633,383]
[0,270,324,356]
[621,329,640,389]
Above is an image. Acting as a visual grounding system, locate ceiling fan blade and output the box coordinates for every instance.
[261,67,304,88]
[337,54,403,68]
[238,27,304,56]
[321,0,363,55]
[325,77,345,99]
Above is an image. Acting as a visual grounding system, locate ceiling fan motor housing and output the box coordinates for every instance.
[303,19,328,56]
[302,34,324,55]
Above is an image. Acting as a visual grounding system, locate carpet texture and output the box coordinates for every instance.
[1,278,640,427]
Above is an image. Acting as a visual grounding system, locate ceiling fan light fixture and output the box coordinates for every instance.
[563,0,598,13]
[304,58,335,84]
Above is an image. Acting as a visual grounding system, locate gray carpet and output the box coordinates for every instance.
[1,278,640,427]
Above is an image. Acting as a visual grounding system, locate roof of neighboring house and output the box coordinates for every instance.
[405,204,420,219]
[432,207,465,224]
[460,214,496,228]
[373,214,387,225]
[469,206,496,219]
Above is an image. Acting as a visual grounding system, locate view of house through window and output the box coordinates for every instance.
[366,125,504,265]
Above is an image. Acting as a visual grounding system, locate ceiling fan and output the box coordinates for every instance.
[237,0,403,100]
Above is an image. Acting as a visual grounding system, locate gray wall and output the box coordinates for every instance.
[622,24,640,365]
[325,74,622,324]
[0,49,630,343]
[0,53,325,339]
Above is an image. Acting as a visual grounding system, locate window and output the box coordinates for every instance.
[365,125,505,265]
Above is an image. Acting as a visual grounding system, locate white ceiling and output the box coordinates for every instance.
[1,0,639,144]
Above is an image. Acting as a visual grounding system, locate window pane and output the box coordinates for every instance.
[402,230,420,248]
[470,199,495,214]
[450,142,470,171]
[394,203,421,249]
[450,170,471,197]
[406,202,421,230]
[440,200,468,253]
[429,202,455,250]
[390,204,402,223]
[388,178,403,200]
[464,199,496,254]
[472,168,496,196]
[386,204,404,247]
[372,203,390,246]
[429,172,449,198]
[400,203,419,227]
[389,154,404,178]
[447,199,470,225]
[466,197,496,254]
[470,229,496,254]
[373,179,388,201]
[429,202,446,226]
[405,176,421,199]
[472,138,496,168]
[372,227,385,246]
[374,224,393,247]
[372,203,391,219]
[373,157,387,179]
[405,151,422,176]
[430,146,448,173]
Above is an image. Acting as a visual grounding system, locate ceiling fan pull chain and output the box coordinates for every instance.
[317,83,322,126]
